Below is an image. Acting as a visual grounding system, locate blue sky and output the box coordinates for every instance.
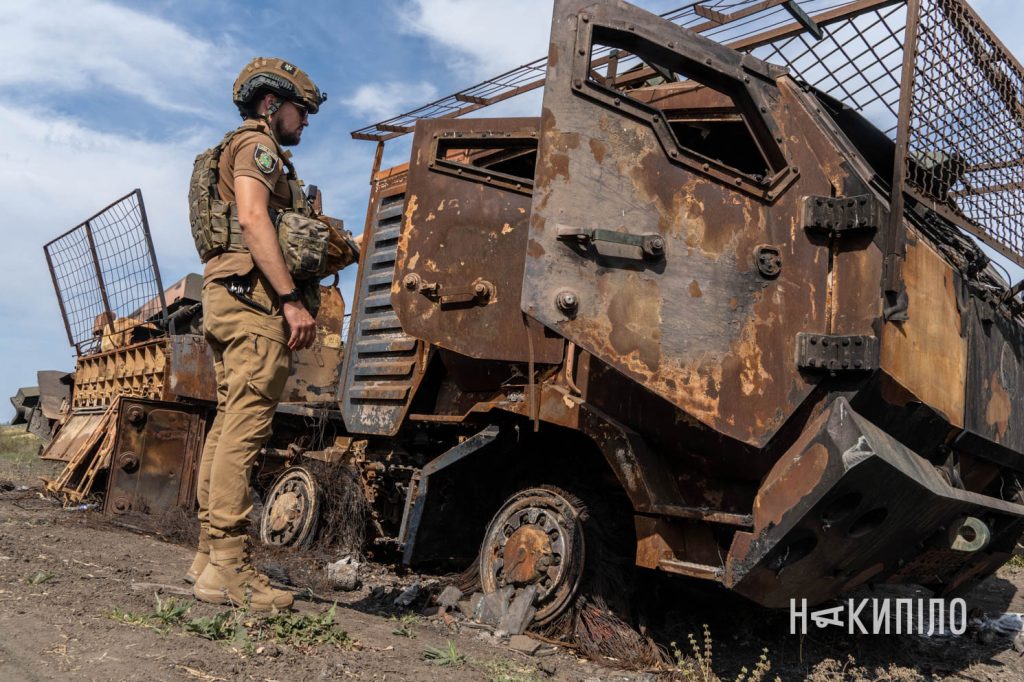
[0,0,1021,420]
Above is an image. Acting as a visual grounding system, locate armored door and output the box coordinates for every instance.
[523,0,833,447]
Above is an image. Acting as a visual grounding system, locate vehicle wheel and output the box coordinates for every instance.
[259,466,321,549]
[479,486,586,626]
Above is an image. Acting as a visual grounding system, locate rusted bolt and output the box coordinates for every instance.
[854,359,863,368]
[127,406,145,427]
[702,163,710,171]
[808,358,817,367]
[776,135,783,143]
[744,76,750,83]
[705,58,712,65]
[581,14,589,22]
[760,106,767,113]
[649,236,665,252]
[613,97,621,106]
[822,338,829,347]
[578,47,586,55]
[668,41,675,48]
[810,337,817,345]
[473,280,495,300]
[842,338,850,346]
[403,273,421,290]
[117,452,140,473]
[573,79,583,89]
[842,360,850,368]
[669,149,678,158]
[555,290,579,315]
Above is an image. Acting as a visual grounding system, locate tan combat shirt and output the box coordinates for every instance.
[203,119,294,285]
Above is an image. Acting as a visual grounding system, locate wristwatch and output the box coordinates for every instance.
[279,288,302,304]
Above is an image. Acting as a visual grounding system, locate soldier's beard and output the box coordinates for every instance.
[272,119,303,146]
[277,127,302,146]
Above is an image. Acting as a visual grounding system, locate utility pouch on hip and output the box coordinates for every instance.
[275,210,329,281]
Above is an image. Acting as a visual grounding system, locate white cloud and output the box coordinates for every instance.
[399,0,553,79]
[0,0,239,116]
[344,81,440,120]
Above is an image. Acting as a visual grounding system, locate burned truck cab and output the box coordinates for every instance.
[342,0,1024,613]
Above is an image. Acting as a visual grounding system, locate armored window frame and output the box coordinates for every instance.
[570,10,798,201]
[427,130,538,197]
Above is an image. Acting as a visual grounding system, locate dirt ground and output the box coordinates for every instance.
[4,425,1024,681]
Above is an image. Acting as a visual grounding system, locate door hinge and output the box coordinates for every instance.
[796,333,878,372]
[803,194,883,236]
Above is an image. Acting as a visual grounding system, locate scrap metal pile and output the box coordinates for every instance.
[17,0,1024,643]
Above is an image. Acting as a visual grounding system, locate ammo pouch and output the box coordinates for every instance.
[275,210,330,281]
[189,129,247,261]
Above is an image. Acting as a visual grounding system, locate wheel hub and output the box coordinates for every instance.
[259,467,320,548]
[479,488,585,626]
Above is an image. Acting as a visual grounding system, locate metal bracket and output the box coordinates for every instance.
[399,425,500,564]
[556,224,666,260]
[803,194,883,236]
[796,333,878,372]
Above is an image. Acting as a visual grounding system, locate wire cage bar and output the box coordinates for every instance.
[44,189,168,355]
[351,0,1024,270]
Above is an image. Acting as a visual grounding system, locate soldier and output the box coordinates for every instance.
[186,58,354,611]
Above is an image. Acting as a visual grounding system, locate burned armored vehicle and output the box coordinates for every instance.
[36,0,1024,623]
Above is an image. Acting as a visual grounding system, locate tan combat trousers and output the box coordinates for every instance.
[197,275,290,539]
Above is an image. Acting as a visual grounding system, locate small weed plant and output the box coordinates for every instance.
[23,570,55,585]
[672,624,778,682]
[423,640,466,667]
[482,656,542,682]
[262,604,350,646]
[391,613,420,638]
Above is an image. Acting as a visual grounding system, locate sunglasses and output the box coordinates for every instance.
[288,100,310,119]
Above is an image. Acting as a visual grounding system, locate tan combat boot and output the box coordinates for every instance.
[193,535,293,612]
[184,524,210,585]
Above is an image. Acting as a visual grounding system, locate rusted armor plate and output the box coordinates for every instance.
[393,117,563,364]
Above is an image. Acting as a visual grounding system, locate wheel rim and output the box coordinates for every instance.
[259,467,320,548]
[479,488,585,626]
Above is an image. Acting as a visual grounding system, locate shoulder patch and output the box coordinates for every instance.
[254,143,279,174]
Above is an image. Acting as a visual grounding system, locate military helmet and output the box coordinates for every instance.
[233,57,327,115]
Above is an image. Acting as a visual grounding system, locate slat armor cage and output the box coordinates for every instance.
[44,189,167,355]
[353,0,1024,271]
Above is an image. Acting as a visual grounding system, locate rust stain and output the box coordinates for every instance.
[607,276,662,372]
[754,442,829,530]
[689,280,703,298]
[527,239,545,258]
[405,194,420,226]
[501,222,513,235]
[879,236,966,428]
[589,137,607,164]
[986,370,1011,439]
[549,152,570,182]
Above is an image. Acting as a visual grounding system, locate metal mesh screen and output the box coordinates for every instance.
[903,0,1024,266]
[44,190,166,355]
[751,2,908,137]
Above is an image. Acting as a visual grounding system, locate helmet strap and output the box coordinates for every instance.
[266,95,282,117]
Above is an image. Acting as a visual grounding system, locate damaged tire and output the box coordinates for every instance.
[258,466,321,549]
[479,486,588,626]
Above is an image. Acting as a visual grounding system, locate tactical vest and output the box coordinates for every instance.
[188,123,327,278]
